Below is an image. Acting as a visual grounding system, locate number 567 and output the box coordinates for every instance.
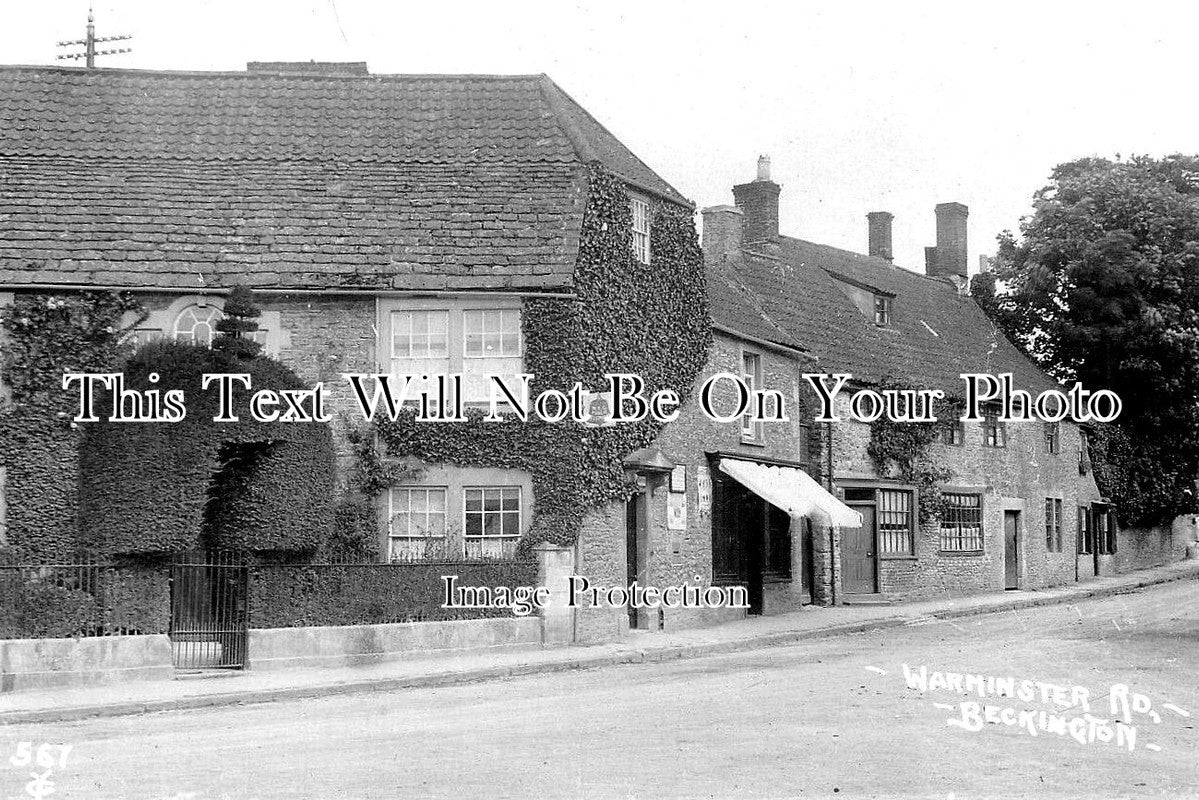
[9,743,71,769]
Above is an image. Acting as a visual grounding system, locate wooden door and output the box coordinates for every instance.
[1004,511,1020,589]
[841,505,877,594]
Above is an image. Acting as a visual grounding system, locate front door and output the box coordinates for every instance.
[841,505,877,594]
[1004,511,1020,589]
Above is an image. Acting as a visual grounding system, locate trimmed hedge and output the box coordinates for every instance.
[0,562,170,638]
[79,341,336,555]
[248,560,540,628]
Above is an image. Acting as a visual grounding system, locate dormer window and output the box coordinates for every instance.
[873,295,891,326]
[630,196,651,264]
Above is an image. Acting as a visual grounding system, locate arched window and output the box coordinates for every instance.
[173,304,221,347]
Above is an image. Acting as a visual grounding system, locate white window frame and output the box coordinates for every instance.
[873,295,891,326]
[741,349,763,443]
[630,196,651,264]
[173,303,222,347]
[387,486,449,562]
[380,298,524,406]
[463,486,522,559]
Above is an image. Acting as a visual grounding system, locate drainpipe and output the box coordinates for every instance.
[826,421,837,607]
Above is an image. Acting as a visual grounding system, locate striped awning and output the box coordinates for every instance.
[718,458,863,528]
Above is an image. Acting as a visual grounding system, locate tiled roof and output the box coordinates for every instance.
[0,66,687,291]
[715,237,1056,394]
[707,257,806,352]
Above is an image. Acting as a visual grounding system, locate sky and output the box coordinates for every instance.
[3,1,1196,274]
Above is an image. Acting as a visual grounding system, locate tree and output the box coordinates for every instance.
[974,155,1199,526]
[212,285,263,360]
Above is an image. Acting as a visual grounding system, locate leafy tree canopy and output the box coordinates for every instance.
[973,154,1199,525]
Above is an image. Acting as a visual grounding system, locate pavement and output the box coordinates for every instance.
[3,560,1196,726]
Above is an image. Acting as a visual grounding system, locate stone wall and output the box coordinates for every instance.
[830,391,1104,599]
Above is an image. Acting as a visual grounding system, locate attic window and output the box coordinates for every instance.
[873,295,891,326]
[630,197,651,264]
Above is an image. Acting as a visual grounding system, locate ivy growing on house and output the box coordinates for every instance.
[369,163,711,552]
[0,292,144,560]
[866,388,960,526]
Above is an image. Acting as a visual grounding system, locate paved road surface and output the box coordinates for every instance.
[3,580,1198,799]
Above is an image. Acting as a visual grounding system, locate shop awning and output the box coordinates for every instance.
[718,458,863,528]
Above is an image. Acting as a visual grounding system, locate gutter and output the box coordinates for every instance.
[0,284,578,300]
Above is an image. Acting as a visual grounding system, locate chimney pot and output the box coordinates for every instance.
[866,211,894,262]
[733,157,781,243]
[756,155,772,182]
[701,205,744,261]
[927,202,968,280]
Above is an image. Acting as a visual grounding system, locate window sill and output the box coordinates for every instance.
[937,550,985,557]
[879,554,917,561]
[739,437,766,448]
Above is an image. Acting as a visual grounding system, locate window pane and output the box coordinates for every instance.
[465,490,482,512]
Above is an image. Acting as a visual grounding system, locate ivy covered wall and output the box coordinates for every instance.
[0,292,142,561]
[374,164,712,550]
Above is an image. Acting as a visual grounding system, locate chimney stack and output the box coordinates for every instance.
[701,205,744,262]
[866,211,894,262]
[732,155,781,244]
[926,202,968,280]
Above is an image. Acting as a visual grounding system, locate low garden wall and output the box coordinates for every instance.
[248,617,543,671]
[0,634,173,693]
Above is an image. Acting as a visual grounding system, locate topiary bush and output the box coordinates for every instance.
[79,339,336,555]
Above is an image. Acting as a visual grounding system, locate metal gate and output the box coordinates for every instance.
[169,550,249,670]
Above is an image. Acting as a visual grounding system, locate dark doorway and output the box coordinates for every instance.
[841,505,877,594]
[1004,511,1020,589]
[625,493,642,629]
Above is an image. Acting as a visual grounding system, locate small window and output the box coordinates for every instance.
[1045,422,1060,454]
[463,309,521,358]
[877,489,914,555]
[940,419,964,447]
[174,304,221,346]
[1094,504,1116,555]
[982,406,1007,448]
[741,351,763,443]
[388,487,448,561]
[1045,498,1063,552]
[940,493,982,552]
[464,487,521,559]
[873,295,891,326]
[630,197,651,264]
[391,310,450,360]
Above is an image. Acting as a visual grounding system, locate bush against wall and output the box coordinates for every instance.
[0,292,143,560]
[79,341,336,555]
[373,163,712,551]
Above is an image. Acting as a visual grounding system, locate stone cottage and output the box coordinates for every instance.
[582,157,1122,639]
[0,62,707,574]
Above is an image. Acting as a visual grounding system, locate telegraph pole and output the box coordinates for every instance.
[56,5,132,68]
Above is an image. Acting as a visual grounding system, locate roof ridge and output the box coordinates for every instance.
[537,76,691,207]
[536,74,596,165]
[0,64,549,81]
[781,233,957,288]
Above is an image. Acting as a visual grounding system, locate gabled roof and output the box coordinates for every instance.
[712,236,1056,395]
[0,65,688,292]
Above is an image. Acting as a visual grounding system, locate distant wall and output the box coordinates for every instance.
[1114,514,1199,574]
